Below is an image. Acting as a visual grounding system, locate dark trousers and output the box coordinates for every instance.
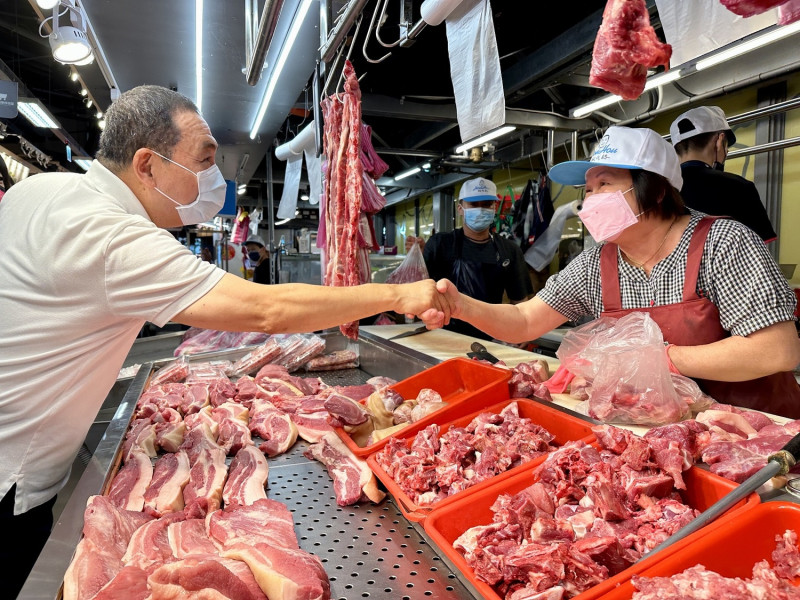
[0,485,56,598]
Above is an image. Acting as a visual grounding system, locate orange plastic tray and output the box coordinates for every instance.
[334,357,511,458]
[600,501,800,599]
[424,459,761,600]
[368,398,595,522]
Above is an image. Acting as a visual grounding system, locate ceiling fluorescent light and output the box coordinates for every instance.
[74,158,93,170]
[572,94,622,118]
[643,69,682,90]
[196,0,203,111]
[455,125,516,154]
[394,166,421,181]
[249,0,314,139]
[17,101,59,128]
[696,21,800,71]
[275,217,292,225]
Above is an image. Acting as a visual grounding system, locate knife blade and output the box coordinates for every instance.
[388,325,430,341]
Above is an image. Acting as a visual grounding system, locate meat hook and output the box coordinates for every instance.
[375,0,402,48]
[362,0,392,64]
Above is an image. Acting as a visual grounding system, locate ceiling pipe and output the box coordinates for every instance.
[320,0,370,63]
[246,0,284,86]
[727,136,800,159]
[374,148,442,158]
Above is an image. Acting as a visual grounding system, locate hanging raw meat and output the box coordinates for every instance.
[589,0,672,101]
[779,0,800,23]
[320,61,370,340]
[719,0,786,16]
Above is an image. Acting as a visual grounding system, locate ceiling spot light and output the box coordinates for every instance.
[97,118,106,130]
[47,2,92,65]
[36,0,60,8]
[79,88,87,96]
[95,110,103,119]
[300,193,309,201]
[73,52,94,66]
[455,125,516,154]
[85,98,93,108]
[70,71,78,82]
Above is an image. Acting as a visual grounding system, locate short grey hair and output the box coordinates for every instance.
[96,85,198,172]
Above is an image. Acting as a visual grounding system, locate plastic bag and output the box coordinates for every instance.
[385,243,429,284]
[557,312,689,425]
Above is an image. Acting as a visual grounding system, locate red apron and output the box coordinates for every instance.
[600,216,800,419]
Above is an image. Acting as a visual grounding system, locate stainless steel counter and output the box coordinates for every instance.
[21,330,481,600]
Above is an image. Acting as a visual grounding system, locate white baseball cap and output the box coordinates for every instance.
[549,126,683,191]
[458,177,498,202]
[245,234,266,247]
[669,106,736,146]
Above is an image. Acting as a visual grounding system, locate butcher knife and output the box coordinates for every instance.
[466,341,500,364]
[388,325,430,341]
[641,431,800,560]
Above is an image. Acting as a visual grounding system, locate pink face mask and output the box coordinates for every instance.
[578,187,640,242]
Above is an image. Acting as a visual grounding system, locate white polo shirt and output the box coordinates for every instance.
[0,161,225,514]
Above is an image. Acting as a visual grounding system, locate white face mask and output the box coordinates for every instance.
[152,150,227,225]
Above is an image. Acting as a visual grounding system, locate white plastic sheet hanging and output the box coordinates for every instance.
[277,155,303,219]
[304,149,322,205]
[524,200,581,272]
[443,0,505,143]
[655,0,777,67]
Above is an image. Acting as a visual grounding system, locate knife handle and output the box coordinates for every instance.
[768,432,800,475]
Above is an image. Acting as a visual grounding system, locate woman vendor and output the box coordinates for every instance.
[438,126,800,418]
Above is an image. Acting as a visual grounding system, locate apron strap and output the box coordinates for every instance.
[600,242,622,312]
[682,216,718,301]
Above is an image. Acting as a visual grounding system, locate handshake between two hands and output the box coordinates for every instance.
[401,278,460,331]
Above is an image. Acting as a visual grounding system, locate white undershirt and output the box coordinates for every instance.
[0,161,224,514]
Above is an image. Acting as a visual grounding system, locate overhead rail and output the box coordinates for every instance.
[246,0,284,85]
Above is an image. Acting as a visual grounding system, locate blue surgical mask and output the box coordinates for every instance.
[463,207,495,232]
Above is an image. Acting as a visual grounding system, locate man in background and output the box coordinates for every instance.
[670,105,776,243]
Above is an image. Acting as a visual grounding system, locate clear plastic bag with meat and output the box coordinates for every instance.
[557,312,689,425]
[272,333,327,372]
[384,243,430,284]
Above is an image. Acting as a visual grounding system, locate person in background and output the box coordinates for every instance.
[244,234,271,284]
[670,105,777,243]
[0,85,451,595]
[200,246,215,263]
[437,126,800,417]
[423,177,533,340]
[0,155,14,201]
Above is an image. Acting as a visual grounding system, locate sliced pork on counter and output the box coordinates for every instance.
[148,556,267,600]
[143,449,191,514]
[106,449,153,512]
[304,431,385,506]
[589,0,672,100]
[223,445,270,507]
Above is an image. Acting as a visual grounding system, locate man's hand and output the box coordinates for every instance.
[405,236,425,253]
[393,279,451,328]
[435,278,462,320]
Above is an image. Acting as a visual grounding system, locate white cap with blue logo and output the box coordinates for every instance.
[549,126,683,191]
[458,177,498,202]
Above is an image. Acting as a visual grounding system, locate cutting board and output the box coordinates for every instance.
[360,325,560,371]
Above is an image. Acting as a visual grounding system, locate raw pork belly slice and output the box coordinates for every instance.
[212,401,250,423]
[249,398,299,457]
[107,449,153,512]
[180,421,223,461]
[323,393,369,425]
[143,449,191,514]
[218,417,255,456]
[183,383,211,414]
[222,543,331,600]
[62,496,154,600]
[223,445,270,507]
[589,0,672,100]
[184,406,221,440]
[207,498,299,550]
[122,418,158,460]
[303,431,385,506]
[153,407,185,453]
[147,555,267,600]
[291,411,335,443]
[91,566,150,600]
[184,446,228,511]
[168,518,220,558]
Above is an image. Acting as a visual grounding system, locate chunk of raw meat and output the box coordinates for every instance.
[290,411,335,443]
[183,446,228,511]
[107,449,153,512]
[303,432,386,505]
[143,449,191,514]
[222,543,331,600]
[223,446,270,507]
[719,0,786,17]
[62,496,154,600]
[218,417,255,456]
[91,566,150,600]
[589,0,672,100]
[304,350,358,371]
[147,555,268,599]
[168,518,221,558]
[207,498,299,550]
[249,398,299,457]
[323,393,369,425]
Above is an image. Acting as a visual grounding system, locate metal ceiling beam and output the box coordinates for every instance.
[502,9,602,102]
[361,95,595,131]
[246,0,284,85]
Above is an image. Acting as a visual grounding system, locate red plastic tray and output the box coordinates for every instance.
[334,357,511,458]
[368,398,595,522]
[424,459,761,600]
[600,501,800,599]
